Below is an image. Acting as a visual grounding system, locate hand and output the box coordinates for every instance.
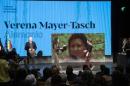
[0,46,1,51]
[29,48,35,51]
[83,50,89,57]
[29,48,31,51]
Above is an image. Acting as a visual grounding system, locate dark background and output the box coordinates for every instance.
[112,0,129,62]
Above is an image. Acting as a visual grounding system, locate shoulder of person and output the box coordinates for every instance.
[26,42,29,44]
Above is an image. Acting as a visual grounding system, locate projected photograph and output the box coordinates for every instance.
[52,33,105,62]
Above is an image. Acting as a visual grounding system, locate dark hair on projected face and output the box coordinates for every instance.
[68,34,90,59]
[68,34,88,47]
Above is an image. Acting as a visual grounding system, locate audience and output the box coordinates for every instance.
[1,45,130,86]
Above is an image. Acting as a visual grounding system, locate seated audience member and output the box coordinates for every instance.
[112,70,128,86]
[102,67,112,86]
[92,75,106,86]
[14,67,28,86]
[0,50,11,86]
[44,65,60,86]
[42,67,52,81]
[51,74,63,86]
[80,70,94,86]
[66,65,77,85]
[96,64,106,76]
[25,69,37,86]
[83,64,91,72]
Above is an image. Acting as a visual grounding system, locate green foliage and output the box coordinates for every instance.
[52,33,104,59]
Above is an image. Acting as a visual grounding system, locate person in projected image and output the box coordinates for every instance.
[52,34,93,69]
[68,34,93,69]
[68,34,92,60]
[25,36,37,64]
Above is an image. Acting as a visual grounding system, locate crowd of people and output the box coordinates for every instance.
[1,46,130,86]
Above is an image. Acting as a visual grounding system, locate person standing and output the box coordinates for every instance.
[124,38,130,65]
[25,36,37,64]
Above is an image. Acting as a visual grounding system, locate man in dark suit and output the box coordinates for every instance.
[25,36,37,64]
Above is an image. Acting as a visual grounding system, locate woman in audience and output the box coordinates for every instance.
[14,67,28,86]
[0,47,11,86]
[42,67,52,81]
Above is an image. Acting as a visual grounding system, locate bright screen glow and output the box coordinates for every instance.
[0,1,111,56]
